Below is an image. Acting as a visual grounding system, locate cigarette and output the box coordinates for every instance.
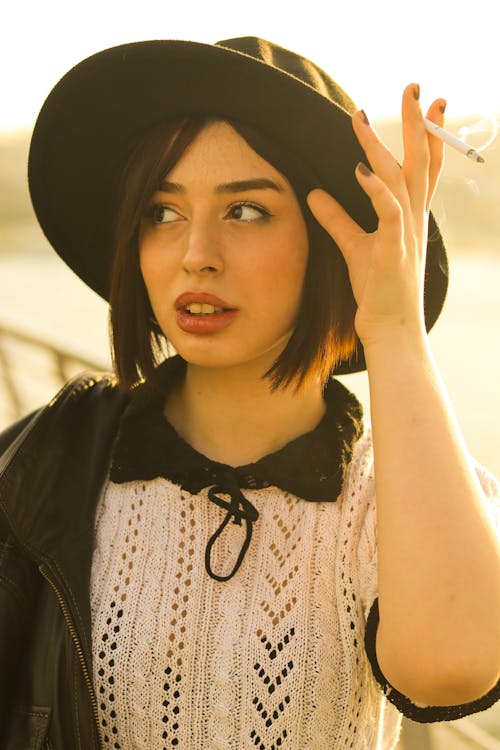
[424,118,485,163]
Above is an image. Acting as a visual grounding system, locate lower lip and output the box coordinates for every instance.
[175,309,238,334]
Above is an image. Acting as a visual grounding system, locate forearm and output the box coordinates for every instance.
[366,329,500,704]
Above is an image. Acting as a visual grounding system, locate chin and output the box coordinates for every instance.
[162,320,292,375]
[172,341,279,376]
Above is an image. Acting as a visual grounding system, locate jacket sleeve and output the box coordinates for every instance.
[0,409,42,456]
[0,412,43,736]
[0,517,40,736]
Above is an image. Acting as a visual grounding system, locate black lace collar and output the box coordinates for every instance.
[110,356,363,581]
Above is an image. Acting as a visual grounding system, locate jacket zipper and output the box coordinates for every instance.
[39,563,103,749]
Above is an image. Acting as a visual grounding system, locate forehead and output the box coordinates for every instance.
[165,120,289,186]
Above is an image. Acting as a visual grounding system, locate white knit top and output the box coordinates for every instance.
[90,427,500,750]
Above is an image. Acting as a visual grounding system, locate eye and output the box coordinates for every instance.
[147,204,183,224]
[227,202,271,222]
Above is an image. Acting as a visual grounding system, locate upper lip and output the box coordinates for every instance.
[175,291,237,310]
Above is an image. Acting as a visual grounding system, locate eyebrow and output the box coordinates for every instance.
[158,178,284,194]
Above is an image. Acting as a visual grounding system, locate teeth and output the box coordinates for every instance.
[185,303,224,315]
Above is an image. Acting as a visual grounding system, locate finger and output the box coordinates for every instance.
[401,83,430,218]
[354,162,404,254]
[306,188,365,265]
[351,110,409,208]
[424,98,446,209]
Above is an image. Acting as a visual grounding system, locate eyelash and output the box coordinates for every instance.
[226,201,272,222]
[146,201,272,225]
[146,204,179,225]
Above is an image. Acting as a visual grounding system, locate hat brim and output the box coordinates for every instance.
[28,39,448,375]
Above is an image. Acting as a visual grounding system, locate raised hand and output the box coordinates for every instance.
[307,84,446,356]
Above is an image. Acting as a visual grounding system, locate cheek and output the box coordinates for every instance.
[278,224,309,295]
[139,239,169,298]
[138,233,152,283]
[255,231,309,320]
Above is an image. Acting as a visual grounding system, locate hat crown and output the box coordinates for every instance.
[216,36,356,114]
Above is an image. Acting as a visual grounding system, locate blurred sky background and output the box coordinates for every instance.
[2,0,500,132]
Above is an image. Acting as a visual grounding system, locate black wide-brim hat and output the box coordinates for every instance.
[28,36,448,375]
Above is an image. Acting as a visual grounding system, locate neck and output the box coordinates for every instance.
[164,360,326,466]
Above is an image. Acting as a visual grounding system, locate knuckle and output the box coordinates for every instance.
[387,200,404,223]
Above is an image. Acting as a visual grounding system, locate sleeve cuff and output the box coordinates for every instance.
[365,598,500,723]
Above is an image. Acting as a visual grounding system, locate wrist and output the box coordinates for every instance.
[361,322,432,373]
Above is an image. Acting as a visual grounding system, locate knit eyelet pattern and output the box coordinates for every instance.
[90,431,402,749]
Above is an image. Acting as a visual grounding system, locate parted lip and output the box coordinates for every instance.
[175,291,237,310]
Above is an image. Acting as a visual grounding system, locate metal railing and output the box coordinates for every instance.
[0,315,109,426]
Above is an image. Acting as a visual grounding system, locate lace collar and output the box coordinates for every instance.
[110,356,363,581]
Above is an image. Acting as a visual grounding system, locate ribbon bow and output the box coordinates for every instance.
[205,472,259,581]
[183,467,260,582]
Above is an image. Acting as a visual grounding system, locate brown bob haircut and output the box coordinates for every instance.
[109,115,358,391]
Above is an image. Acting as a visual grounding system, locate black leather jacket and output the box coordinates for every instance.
[0,373,128,750]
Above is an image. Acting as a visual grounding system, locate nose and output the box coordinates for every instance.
[182,217,224,275]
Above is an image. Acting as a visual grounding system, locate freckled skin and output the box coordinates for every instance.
[139,121,309,376]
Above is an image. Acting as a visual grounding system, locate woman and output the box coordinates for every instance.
[0,36,499,749]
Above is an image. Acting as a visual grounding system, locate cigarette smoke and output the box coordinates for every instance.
[457,114,499,153]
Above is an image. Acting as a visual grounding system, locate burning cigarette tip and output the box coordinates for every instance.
[424,118,485,164]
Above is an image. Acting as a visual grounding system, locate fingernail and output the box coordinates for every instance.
[360,109,370,125]
[357,162,372,177]
[413,84,420,101]
[439,100,447,114]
